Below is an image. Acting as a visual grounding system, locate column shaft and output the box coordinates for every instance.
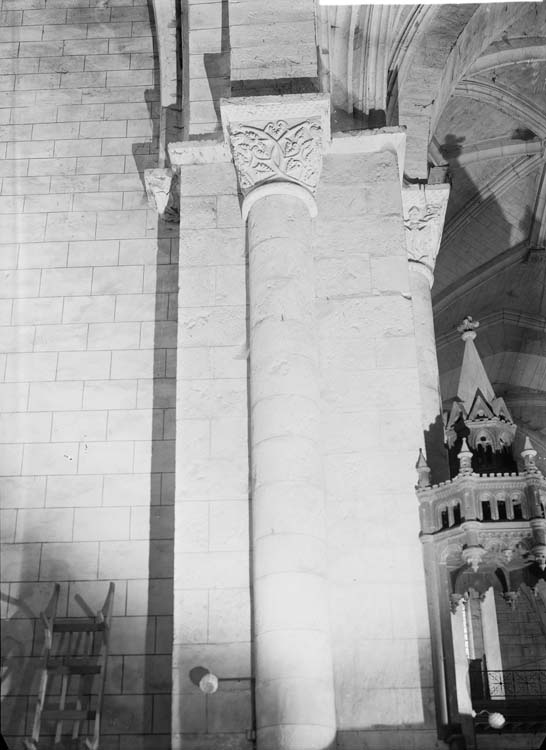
[480,588,504,697]
[409,264,449,481]
[247,193,336,750]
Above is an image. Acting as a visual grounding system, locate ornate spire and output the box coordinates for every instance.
[446,317,517,477]
[455,316,495,411]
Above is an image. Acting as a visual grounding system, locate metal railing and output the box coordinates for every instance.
[486,669,546,699]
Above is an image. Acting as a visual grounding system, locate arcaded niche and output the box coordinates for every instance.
[1,3,545,750]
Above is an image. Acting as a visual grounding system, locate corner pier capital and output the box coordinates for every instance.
[402,183,450,286]
[220,94,331,219]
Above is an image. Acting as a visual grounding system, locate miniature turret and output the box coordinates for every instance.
[445,317,517,478]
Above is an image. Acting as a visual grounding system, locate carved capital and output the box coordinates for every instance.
[402,183,450,282]
[144,168,179,222]
[220,94,330,202]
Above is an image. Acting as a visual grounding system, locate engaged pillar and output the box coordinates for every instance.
[402,184,450,481]
[221,95,336,750]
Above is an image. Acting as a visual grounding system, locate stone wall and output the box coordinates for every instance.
[0,2,175,748]
[172,147,252,750]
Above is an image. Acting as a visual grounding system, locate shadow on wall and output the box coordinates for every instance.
[131,72,181,737]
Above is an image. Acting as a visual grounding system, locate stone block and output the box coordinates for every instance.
[92,265,144,295]
[175,419,209,459]
[178,307,247,348]
[0,195,24,213]
[80,120,127,139]
[38,55,85,73]
[12,297,63,326]
[106,408,156,441]
[25,193,72,217]
[63,294,116,323]
[133,439,175,474]
[39,541,99,581]
[7,138,53,160]
[371,255,410,293]
[140,320,176,349]
[0,300,11,324]
[46,474,103,508]
[0,476,46,509]
[179,163,237,198]
[26,379,82,413]
[0,245,17,269]
[18,241,68,267]
[134,505,174,540]
[103,102,151,121]
[179,197,217,229]
[1,542,41,581]
[45,211,96,242]
[72,189,123,213]
[0,411,52,443]
[174,551,249,590]
[110,350,156,380]
[207,690,252,733]
[2,175,50,195]
[142,265,178,296]
[210,346,248,380]
[51,177,101,196]
[173,588,208,644]
[87,322,140,350]
[103,474,156,507]
[0,444,23,474]
[163,408,175,439]
[172,692,207,734]
[78,156,126,176]
[78,440,134,474]
[102,693,153,735]
[127,578,173,616]
[122,654,172,694]
[115,293,166,322]
[178,379,247,420]
[40,21,90,39]
[15,507,74,543]
[15,71,61,89]
[178,457,248,501]
[22,442,78,475]
[74,507,131,542]
[57,350,111,380]
[152,694,171,734]
[118,238,164,266]
[5,352,57,382]
[1,268,41,297]
[0,382,29,411]
[175,501,208,552]
[0,508,16,543]
[208,588,251,644]
[54,138,103,158]
[154,613,173,652]
[209,501,248,552]
[99,541,149,580]
[179,227,245,266]
[34,322,88,351]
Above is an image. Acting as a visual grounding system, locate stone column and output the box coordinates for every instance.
[221,95,336,750]
[402,184,450,482]
[480,588,504,698]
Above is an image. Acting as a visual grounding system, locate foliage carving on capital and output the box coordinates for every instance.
[228,119,323,195]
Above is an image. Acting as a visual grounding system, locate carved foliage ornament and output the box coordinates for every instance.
[228,119,322,195]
